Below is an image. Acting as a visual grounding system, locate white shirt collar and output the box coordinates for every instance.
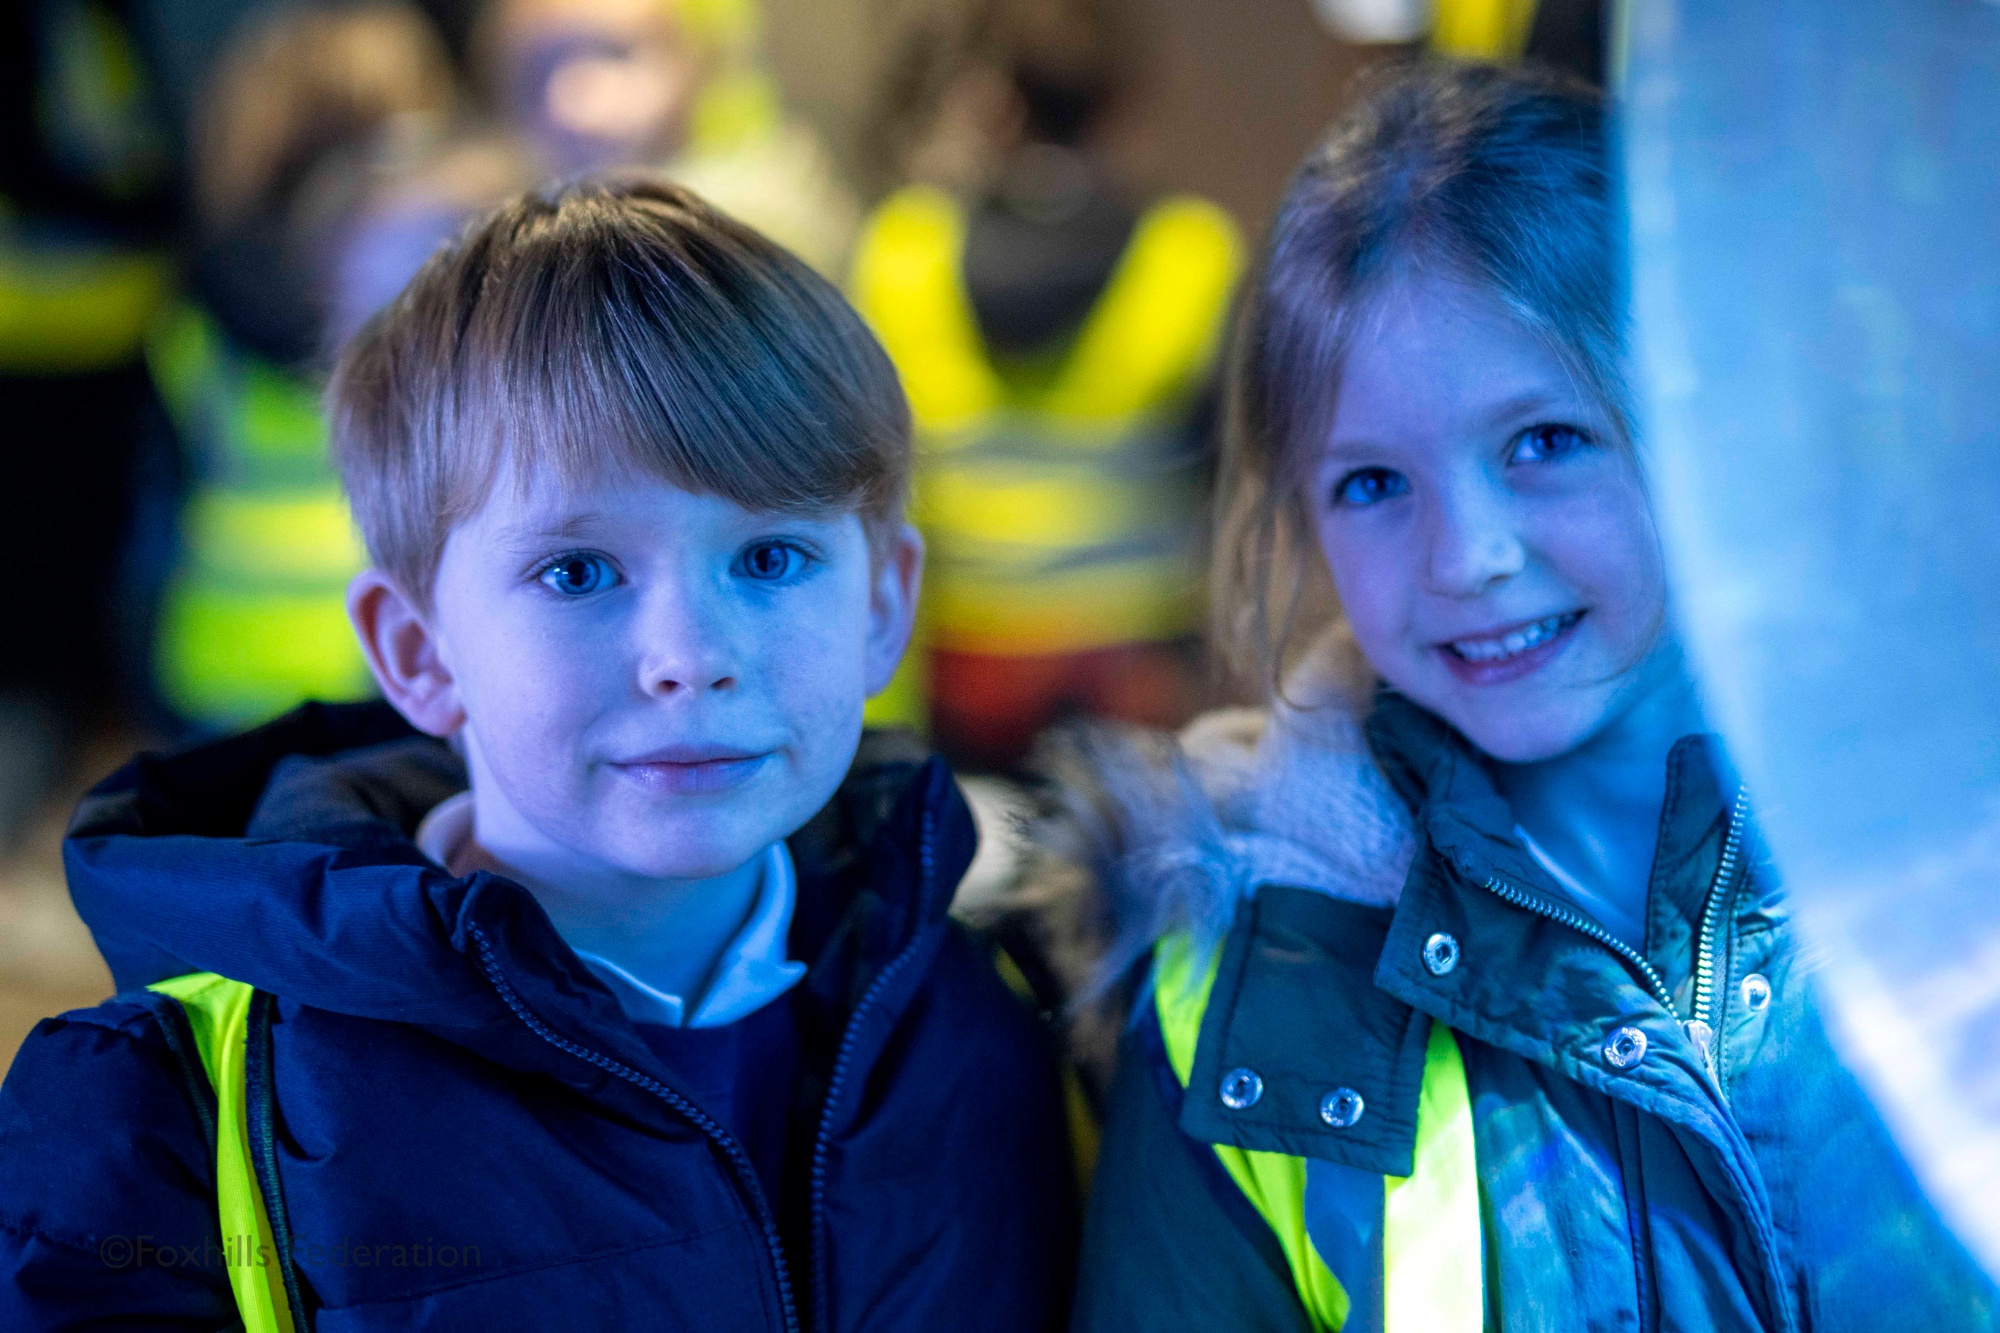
[416,791,806,1028]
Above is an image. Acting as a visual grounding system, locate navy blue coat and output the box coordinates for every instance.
[0,703,1077,1331]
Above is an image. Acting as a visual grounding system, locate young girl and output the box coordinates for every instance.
[1064,63,1996,1332]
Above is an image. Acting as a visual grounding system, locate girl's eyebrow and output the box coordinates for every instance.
[1319,437,1383,465]
[1482,390,1566,427]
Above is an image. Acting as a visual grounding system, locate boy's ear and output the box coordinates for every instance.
[347,569,465,738]
[864,522,924,697]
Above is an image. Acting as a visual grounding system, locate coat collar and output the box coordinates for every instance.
[1179,691,1753,1172]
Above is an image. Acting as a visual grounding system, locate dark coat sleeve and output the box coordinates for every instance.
[1071,1010,1313,1333]
[0,995,235,1331]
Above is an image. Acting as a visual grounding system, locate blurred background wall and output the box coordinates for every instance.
[0,0,1598,1068]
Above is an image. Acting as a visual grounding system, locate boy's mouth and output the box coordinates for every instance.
[1437,610,1584,684]
[611,746,773,795]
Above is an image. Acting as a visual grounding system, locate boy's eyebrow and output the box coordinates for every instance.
[496,511,607,546]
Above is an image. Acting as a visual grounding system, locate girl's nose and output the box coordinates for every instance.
[1424,486,1527,598]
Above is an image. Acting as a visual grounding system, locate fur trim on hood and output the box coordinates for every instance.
[970,633,1417,1096]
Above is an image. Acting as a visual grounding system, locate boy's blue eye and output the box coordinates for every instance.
[1509,423,1591,464]
[538,553,618,596]
[1332,467,1409,508]
[738,540,808,582]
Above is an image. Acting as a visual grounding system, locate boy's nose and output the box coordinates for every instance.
[636,592,741,696]
[643,660,738,696]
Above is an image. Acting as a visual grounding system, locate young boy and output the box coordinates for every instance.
[0,180,1077,1330]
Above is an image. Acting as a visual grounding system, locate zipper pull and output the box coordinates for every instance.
[1683,1018,1719,1083]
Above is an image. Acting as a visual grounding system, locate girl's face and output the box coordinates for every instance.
[1311,270,1668,764]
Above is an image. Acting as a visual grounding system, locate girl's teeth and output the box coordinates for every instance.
[1452,613,1572,662]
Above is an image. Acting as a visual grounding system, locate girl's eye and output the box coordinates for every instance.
[738,540,807,582]
[1332,467,1410,508]
[537,553,618,597]
[1509,423,1591,464]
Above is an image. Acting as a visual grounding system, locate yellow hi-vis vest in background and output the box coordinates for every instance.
[147,972,297,1333]
[0,227,169,373]
[1153,933,1483,1333]
[148,306,371,727]
[852,186,1241,670]
[0,0,173,374]
[1430,0,1541,59]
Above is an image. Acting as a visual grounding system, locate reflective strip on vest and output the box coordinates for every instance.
[0,236,169,372]
[0,0,172,373]
[1154,933,1483,1333]
[852,186,1241,657]
[1431,0,1540,59]
[147,305,371,726]
[147,973,296,1333]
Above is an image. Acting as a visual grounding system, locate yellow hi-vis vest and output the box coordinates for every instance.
[851,186,1242,664]
[148,306,371,727]
[0,0,173,374]
[147,973,298,1333]
[1430,0,1541,59]
[1153,933,1484,1333]
[0,228,169,372]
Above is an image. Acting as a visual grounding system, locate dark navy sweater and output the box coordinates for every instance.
[0,702,1077,1331]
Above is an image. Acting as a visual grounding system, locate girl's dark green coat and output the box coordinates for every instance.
[1074,694,1997,1332]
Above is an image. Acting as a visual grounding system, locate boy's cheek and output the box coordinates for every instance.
[760,594,878,694]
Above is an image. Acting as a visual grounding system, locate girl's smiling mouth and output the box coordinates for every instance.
[1437,610,1585,685]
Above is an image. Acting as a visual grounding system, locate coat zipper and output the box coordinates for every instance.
[1479,786,1751,1085]
[468,926,802,1333]
[806,797,938,1333]
[1684,786,1753,1079]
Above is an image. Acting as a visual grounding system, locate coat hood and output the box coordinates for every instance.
[65,702,973,1040]
[1028,632,1417,999]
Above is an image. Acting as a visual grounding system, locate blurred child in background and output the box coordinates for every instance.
[332,0,857,347]
[154,0,459,730]
[852,0,1241,774]
[484,0,856,270]
[0,0,178,823]
[1311,0,1604,85]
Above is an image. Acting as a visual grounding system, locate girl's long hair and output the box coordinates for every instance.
[1214,61,1626,700]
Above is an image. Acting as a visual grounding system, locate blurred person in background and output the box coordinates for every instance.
[852,0,1243,774]
[483,0,857,272]
[0,0,180,834]
[330,0,858,347]
[1312,0,1604,84]
[152,0,460,732]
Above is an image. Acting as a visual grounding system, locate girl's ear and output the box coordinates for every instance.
[346,569,465,738]
[864,522,925,697]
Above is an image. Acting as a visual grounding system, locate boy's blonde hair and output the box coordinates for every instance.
[328,178,912,606]
[1215,62,1622,698]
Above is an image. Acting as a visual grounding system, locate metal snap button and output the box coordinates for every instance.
[1603,1025,1649,1070]
[1741,973,1772,1011]
[1422,932,1461,977]
[1219,1067,1264,1110]
[1319,1087,1365,1129]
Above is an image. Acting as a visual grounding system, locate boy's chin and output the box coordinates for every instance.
[596,823,777,884]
